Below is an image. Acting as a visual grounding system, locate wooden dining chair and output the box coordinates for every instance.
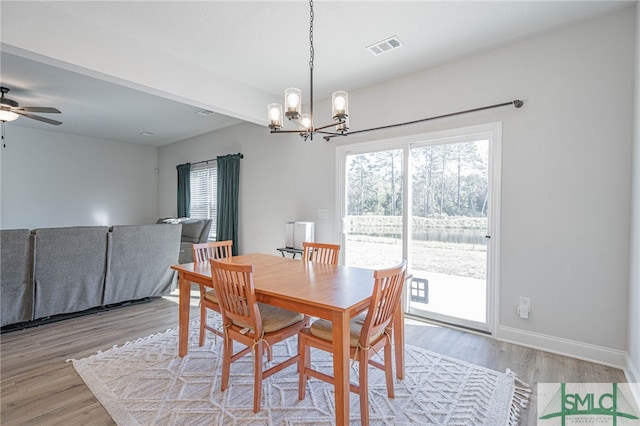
[302,241,340,265]
[192,240,233,346]
[301,242,340,327]
[210,258,307,413]
[297,260,407,426]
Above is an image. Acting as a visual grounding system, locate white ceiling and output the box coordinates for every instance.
[0,0,634,147]
[0,51,245,147]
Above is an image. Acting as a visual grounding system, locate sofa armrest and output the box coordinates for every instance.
[1,229,34,326]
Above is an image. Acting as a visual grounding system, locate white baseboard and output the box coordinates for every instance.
[625,354,640,409]
[496,325,627,369]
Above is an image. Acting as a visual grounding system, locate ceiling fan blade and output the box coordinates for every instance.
[14,106,61,114]
[16,111,63,125]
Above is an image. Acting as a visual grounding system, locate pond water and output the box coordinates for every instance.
[413,228,487,246]
[352,228,487,246]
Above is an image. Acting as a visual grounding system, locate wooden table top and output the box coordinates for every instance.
[172,253,376,314]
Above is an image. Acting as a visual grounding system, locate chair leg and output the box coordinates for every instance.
[198,285,206,346]
[253,342,264,413]
[384,341,395,398]
[199,307,206,346]
[220,334,232,392]
[298,334,308,400]
[359,350,370,426]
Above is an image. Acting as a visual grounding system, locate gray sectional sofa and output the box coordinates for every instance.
[0,224,182,328]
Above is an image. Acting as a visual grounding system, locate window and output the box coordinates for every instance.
[190,162,217,240]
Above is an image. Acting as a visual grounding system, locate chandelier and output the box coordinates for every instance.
[267,0,348,141]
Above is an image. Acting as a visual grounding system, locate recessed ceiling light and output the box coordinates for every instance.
[196,109,214,116]
[366,36,404,56]
[140,131,156,136]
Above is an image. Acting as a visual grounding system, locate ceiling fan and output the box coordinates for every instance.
[0,86,62,125]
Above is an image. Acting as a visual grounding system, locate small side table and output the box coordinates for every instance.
[276,247,304,259]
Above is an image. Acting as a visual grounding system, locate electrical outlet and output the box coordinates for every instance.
[518,296,531,319]
[317,208,328,219]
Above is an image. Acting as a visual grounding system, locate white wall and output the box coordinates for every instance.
[626,2,640,388]
[159,8,635,365]
[0,126,159,229]
[158,122,335,255]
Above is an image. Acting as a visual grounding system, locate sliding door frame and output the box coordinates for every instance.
[335,122,502,335]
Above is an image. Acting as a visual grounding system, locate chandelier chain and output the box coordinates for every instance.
[268,0,353,141]
[309,0,314,70]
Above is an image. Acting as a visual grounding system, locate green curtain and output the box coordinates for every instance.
[216,153,243,255]
[176,163,191,217]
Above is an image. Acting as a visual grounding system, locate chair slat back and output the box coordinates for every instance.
[193,240,233,263]
[360,261,407,347]
[210,259,262,336]
[302,242,340,265]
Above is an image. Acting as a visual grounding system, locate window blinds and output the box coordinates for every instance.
[190,162,217,240]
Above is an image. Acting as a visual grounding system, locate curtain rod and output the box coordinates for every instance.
[186,153,244,167]
[323,99,524,141]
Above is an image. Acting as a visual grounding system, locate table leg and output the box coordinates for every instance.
[178,273,190,357]
[393,303,405,379]
[332,311,351,425]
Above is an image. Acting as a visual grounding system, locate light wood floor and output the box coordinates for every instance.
[1,292,626,426]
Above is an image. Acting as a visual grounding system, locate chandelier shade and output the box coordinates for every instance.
[267,103,283,129]
[299,114,311,131]
[284,88,302,119]
[331,91,348,120]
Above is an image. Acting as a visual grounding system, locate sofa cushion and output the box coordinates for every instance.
[181,220,206,243]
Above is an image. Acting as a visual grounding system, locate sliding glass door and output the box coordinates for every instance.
[337,123,501,333]
[343,148,404,269]
[408,138,489,330]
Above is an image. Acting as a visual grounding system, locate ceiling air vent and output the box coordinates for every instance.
[196,109,214,116]
[366,36,404,56]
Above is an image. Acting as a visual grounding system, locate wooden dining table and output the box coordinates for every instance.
[171,252,405,426]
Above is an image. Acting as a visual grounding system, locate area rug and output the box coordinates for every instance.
[69,320,530,425]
